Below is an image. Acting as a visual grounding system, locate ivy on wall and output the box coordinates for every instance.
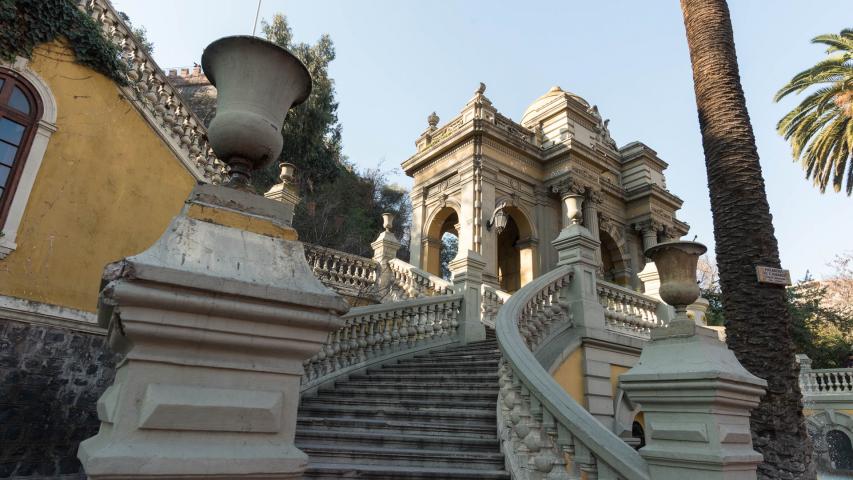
[0,0,127,84]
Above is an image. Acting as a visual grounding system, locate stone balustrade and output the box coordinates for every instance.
[301,294,463,392]
[801,368,853,394]
[496,266,650,480]
[387,258,454,298]
[597,280,664,337]
[481,284,510,329]
[78,0,228,183]
[303,244,379,299]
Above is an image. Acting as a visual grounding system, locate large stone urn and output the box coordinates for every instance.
[644,240,706,324]
[203,35,311,188]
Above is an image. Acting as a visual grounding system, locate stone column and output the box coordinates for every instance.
[448,249,486,344]
[78,185,350,479]
[264,162,300,227]
[583,189,603,269]
[372,213,402,296]
[408,187,426,268]
[636,220,663,299]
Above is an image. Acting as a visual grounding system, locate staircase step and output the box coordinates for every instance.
[299,443,506,470]
[298,404,496,424]
[304,463,510,479]
[296,428,499,451]
[348,372,498,383]
[376,365,497,374]
[334,380,500,391]
[320,387,498,401]
[297,416,498,438]
[396,358,499,368]
[301,396,497,410]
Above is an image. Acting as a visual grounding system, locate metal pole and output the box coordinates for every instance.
[251,0,262,36]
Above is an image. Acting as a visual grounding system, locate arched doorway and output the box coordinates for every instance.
[496,206,535,293]
[423,206,459,278]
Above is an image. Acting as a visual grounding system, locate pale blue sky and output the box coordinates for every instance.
[112,0,851,280]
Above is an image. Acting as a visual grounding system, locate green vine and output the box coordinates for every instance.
[0,0,128,84]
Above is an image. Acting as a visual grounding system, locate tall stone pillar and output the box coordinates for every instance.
[409,187,426,268]
[78,185,350,479]
[448,249,487,344]
[636,220,663,299]
[582,189,603,269]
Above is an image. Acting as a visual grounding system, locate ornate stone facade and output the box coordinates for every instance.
[403,84,689,291]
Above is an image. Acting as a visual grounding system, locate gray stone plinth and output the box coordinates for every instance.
[78,185,349,479]
[620,323,767,480]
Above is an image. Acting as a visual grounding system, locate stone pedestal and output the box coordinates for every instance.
[688,296,710,326]
[637,261,661,300]
[449,250,486,344]
[620,322,767,480]
[264,181,300,227]
[78,184,350,479]
[372,228,402,297]
[552,224,605,331]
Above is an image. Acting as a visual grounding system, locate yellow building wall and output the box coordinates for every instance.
[0,41,196,312]
[552,348,585,406]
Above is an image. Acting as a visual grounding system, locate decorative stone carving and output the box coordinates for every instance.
[427,111,439,129]
[551,177,586,198]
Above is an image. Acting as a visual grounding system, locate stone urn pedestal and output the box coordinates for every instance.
[77,185,349,479]
[620,241,767,480]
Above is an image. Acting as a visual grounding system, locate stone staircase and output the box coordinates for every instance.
[296,336,509,479]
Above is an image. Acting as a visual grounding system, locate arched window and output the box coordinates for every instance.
[0,69,42,229]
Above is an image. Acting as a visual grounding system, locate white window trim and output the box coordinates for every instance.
[0,57,59,259]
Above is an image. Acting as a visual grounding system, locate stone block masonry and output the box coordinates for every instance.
[0,319,115,478]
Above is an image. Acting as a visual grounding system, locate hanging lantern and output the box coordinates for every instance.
[491,207,508,235]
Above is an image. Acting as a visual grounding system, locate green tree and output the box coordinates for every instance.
[680,1,816,477]
[775,29,853,195]
[788,275,853,369]
[439,233,458,280]
[251,14,343,195]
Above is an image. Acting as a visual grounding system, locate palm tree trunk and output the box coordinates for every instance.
[679,1,816,479]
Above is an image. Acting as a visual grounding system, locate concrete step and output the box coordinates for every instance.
[347,372,498,383]
[296,428,500,452]
[375,365,498,374]
[304,463,510,479]
[301,396,497,411]
[396,358,499,368]
[299,443,506,470]
[298,404,496,424]
[320,387,498,401]
[330,380,500,391]
[297,416,499,439]
[422,350,501,359]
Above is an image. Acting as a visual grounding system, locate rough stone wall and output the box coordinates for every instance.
[0,319,115,478]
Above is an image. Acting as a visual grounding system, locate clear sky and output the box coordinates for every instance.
[112,0,851,280]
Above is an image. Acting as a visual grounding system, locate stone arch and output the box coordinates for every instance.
[599,229,631,286]
[495,202,537,292]
[806,410,853,473]
[422,203,461,276]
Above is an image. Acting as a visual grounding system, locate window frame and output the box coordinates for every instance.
[0,68,44,229]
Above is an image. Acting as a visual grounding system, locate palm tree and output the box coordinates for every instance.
[679,1,816,479]
[775,29,853,195]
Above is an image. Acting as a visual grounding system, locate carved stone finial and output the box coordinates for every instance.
[476,82,486,95]
[427,111,439,129]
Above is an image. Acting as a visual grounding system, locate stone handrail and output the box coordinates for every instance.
[801,368,853,395]
[300,294,463,392]
[496,266,650,480]
[597,280,664,338]
[481,284,511,329]
[79,0,228,183]
[388,258,454,298]
[303,244,379,299]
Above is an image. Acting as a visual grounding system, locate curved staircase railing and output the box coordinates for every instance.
[482,284,511,329]
[300,293,463,393]
[496,266,650,480]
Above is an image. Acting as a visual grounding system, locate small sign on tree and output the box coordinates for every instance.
[756,266,792,286]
